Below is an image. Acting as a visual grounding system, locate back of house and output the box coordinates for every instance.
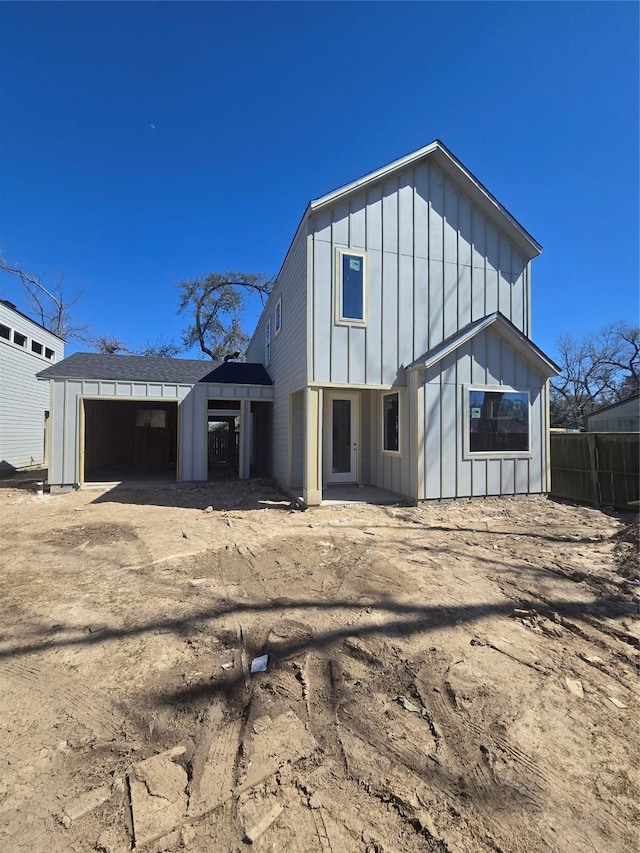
[246,141,558,505]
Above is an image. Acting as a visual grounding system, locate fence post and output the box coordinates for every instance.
[587,433,600,507]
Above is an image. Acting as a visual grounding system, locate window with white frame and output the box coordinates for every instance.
[336,249,366,324]
[265,319,271,365]
[382,391,400,453]
[274,296,282,334]
[467,388,530,454]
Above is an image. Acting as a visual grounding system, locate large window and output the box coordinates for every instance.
[468,388,529,454]
[336,249,366,323]
[383,391,400,453]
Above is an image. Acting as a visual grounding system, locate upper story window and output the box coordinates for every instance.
[45,347,55,360]
[336,249,366,325]
[467,387,530,456]
[13,331,27,347]
[265,319,271,366]
[0,323,10,340]
[274,296,282,334]
[31,340,43,355]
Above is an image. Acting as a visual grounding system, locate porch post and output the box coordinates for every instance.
[303,387,322,506]
[239,399,251,480]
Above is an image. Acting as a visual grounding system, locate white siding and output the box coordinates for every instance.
[246,224,308,487]
[0,303,64,469]
[309,161,531,387]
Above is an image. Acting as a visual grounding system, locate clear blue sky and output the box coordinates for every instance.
[0,1,638,359]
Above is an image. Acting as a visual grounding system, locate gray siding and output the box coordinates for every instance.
[0,304,64,469]
[417,328,548,500]
[47,379,272,487]
[309,161,530,387]
[246,224,308,486]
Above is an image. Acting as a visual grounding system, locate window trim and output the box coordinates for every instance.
[463,384,532,460]
[274,296,282,335]
[381,390,402,456]
[335,248,367,326]
[265,319,271,366]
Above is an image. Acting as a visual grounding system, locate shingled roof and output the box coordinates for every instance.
[37,352,272,385]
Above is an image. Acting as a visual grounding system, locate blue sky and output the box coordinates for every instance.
[0,1,638,359]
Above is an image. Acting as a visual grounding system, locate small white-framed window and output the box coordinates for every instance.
[465,386,531,458]
[45,347,55,360]
[265,319,271,366]
[335,248,366,325]
[382,391,401,454]
[274,296,282,334]
[0,323,10,340]
[13,331,27,347]
[31,340,43,355]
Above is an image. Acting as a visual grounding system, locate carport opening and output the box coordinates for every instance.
[83,400,178,484]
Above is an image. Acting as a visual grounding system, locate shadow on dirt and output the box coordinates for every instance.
[88,477,299,512]
[3,593,636,701]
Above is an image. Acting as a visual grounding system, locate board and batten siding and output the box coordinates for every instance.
[0,304,64,470]
[416,328,548,501]
[309,160,530,388]
[47,379,272,487]
[246,224,308,486]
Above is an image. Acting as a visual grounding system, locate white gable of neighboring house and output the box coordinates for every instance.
[0,300,65,470]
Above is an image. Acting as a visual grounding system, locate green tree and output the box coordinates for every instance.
[178,271,273,360]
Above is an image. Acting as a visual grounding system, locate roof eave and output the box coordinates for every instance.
[408,312,560,378]
[309,140,541,261]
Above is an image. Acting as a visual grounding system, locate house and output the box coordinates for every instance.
[245,140,559,505]
[585,393,640,432]
[0,299,65,471]
[39,140,559,502]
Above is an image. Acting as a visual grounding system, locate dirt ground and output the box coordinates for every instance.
[0,478,638,853]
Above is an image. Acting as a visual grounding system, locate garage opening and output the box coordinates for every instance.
[83,400,178,484]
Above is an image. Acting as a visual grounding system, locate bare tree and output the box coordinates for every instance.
[0,258,88,340]
[178,271,273,360]
[550,322,640,428]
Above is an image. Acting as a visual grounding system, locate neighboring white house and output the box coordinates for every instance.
[40,140,559,503]
[585,394,640,432]
[0,300,65,471]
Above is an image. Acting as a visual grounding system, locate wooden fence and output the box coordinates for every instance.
[550,433,639,510]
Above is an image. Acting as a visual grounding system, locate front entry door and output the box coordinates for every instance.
[326,393,358,484]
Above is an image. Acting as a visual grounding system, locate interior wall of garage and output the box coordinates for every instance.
[83,400,178,480]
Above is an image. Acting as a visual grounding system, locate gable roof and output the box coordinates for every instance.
[37,352,272,385]
[585,392,640,418]
[408,312,560,378]
[309,140,542,260]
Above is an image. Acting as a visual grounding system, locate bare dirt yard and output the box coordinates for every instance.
[0,479,638,853]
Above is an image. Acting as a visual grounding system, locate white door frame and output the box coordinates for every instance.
[324,391,359,484]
